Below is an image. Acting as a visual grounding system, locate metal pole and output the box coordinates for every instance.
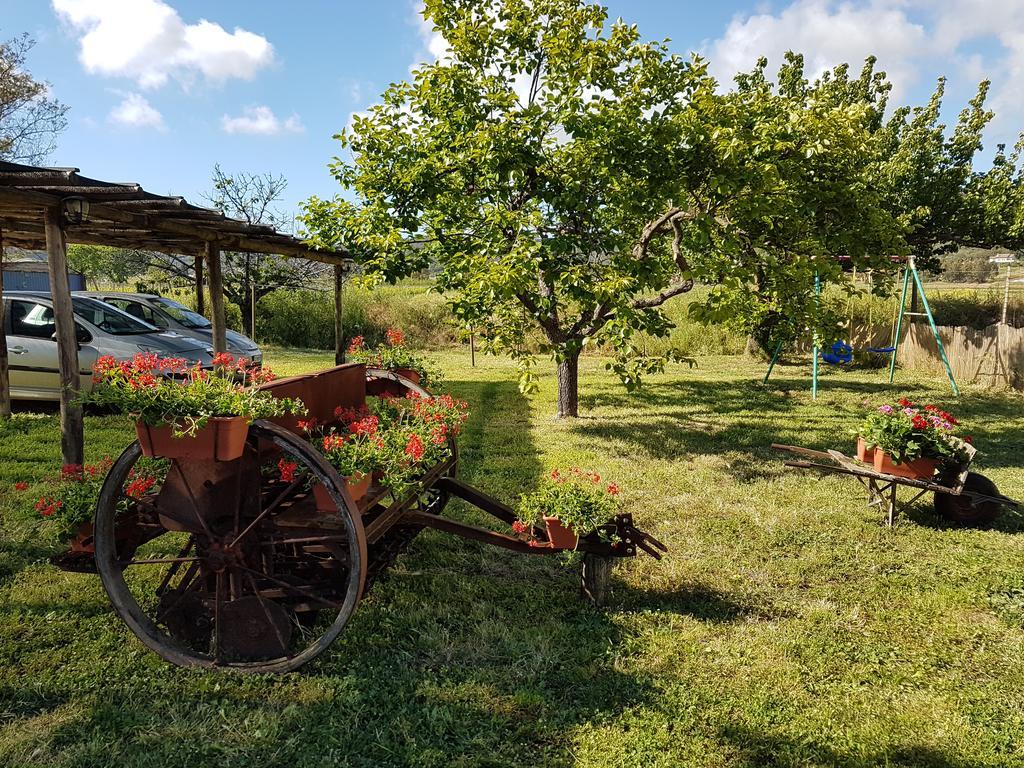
[888,265,911,384]
[470,327,476,367]
[763,339,783,385]
[910,258,960,396]
[811,273,820,400]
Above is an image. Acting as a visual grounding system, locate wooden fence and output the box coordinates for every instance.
[900,323,1024,390]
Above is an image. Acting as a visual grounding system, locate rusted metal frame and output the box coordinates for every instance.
[234,564,342,610]
[230,474,308,548]
[363,456,456,543]
[435,476,518,524]
[402,510,619,555]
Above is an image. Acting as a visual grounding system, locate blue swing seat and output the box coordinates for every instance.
[820,341,853,365]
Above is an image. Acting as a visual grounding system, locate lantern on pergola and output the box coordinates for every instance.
[61,195,90,225]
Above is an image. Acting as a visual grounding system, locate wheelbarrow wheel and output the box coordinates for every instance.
[933,472,1003,527]
[94,421,367,673]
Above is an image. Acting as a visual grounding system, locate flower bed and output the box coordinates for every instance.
[12,458,165,541]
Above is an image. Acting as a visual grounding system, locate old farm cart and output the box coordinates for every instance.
[85,365,666,673]
[773,443,1020,526]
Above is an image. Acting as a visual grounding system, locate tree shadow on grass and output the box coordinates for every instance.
[574,373,1024,483]
[611,581,785,623]
[718,723,986,768]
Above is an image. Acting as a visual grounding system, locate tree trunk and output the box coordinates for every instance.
[556,350,580,419]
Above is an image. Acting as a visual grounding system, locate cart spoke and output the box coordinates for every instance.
[122,556,201,568]
[229,473,309,548]
[234,564,342,610]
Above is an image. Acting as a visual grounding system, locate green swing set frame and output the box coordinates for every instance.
[763,256,960,398]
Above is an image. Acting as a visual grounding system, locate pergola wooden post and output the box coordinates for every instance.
[0,225,10,419]
[44,205,84,465]
[205,242,227,354]
[194,253,205,316]
[334,263,345,365]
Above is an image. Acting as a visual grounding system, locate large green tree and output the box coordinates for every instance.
[302,0,996,417]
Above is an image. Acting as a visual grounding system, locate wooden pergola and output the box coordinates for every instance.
[0,160,351,465]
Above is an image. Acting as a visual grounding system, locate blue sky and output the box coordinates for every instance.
[5,1,1024,224]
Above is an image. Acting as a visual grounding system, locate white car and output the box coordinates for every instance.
[77,292,262,364]
[3,291,214,401]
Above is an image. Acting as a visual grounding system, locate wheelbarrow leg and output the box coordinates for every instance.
[581,553,613,607]
[886,482,898,527]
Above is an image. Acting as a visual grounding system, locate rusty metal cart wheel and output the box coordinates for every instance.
[934,472,1003,527]
[94,421,367,673]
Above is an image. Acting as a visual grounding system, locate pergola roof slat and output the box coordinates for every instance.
[0,160,350,265]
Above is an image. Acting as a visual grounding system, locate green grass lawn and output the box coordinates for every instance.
[1,349,1023,767]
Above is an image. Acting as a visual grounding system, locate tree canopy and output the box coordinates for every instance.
[302,0,1022,416]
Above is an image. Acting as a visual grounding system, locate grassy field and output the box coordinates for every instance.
[1,350,1023,767]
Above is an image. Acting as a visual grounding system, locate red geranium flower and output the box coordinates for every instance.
[347,336,365,352]
[278,459,298,483]
[512,520,528,535]
[385,328,405,347]
[14,481,28,491]
[606,483,620,496]
[404,433,425,462]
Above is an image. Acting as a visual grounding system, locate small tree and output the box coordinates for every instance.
[304,0,906,416]
[0,33,68,163]
[206,165,330,336]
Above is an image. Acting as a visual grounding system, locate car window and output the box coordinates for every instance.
[9,300,56,339]
[70,297,156,335]
[106,298,167,328]
[150,298,211,329]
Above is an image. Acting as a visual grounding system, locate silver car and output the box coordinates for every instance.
[77,292,262,364]
[3,291,214,401]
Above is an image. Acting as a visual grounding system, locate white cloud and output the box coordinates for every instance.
[52,0,274,89]
[221,105,304,136]
[108,92,165,129]
[707,0,932,99]
[705,0,1024,147]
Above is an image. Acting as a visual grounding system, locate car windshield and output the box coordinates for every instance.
[151,297,211,329]
[71,297,156,335]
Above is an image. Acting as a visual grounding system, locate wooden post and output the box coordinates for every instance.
[44,206,84,465]
[0,226,11,419]
[194,253,205,316]
[206,242,227,354]
[333,264,345,365]
[250,282,257,342]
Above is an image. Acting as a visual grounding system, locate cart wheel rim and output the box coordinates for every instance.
[94,421,367,673]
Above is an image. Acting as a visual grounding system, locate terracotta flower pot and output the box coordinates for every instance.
[543,515,579,549]
[856,437,875,464]
[313,472,371,512]
[135,417,249,461]
[873,450,939,480]
[392,368,422,385]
